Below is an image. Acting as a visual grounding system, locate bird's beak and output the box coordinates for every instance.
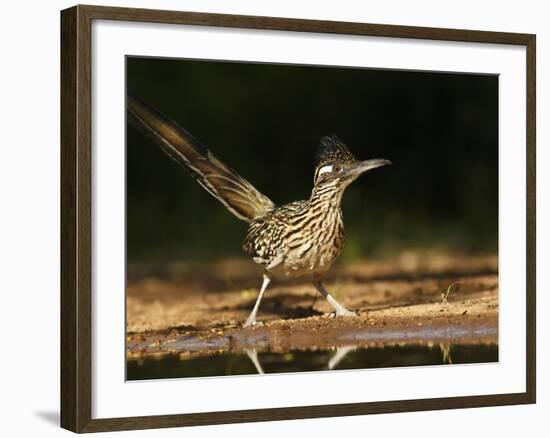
[347,159,392,177]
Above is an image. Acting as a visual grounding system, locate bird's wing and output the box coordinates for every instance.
[127,95,276,223]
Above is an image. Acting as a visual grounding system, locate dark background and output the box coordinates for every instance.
[126,57,498,264]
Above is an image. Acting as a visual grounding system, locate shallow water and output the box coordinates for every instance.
[127,343,498,381]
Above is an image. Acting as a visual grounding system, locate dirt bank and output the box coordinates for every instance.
[126,253,498,357]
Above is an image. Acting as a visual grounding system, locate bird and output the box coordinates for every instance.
[127,94,391,327]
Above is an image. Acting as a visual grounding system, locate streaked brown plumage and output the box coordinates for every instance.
[128,95,391,327]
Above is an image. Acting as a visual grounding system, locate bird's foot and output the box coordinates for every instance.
[334,307,358,318]
[243,318,264,328]
[323,293,357,318]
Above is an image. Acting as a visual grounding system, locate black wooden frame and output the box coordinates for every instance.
[61,4,536,432]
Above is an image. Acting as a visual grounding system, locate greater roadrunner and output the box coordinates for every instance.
[128,95,391,327]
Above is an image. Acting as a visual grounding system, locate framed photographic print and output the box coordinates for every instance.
[60,4,536,433]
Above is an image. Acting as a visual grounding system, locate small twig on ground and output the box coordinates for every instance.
[441,281,463,305]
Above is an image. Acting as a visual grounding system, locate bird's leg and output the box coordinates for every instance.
[244,274,271,328]
[313,280,356,317]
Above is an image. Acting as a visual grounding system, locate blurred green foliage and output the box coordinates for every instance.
[126,57,498,263]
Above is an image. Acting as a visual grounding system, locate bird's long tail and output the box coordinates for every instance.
[127,95,275,222]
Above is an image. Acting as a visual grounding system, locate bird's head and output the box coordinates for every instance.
[313,135,391,189]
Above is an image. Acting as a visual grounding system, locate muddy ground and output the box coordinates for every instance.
[127,253,498,358]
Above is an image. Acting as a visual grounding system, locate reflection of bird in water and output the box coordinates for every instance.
[128,95,391,327]
[245,349,264,374]
[327,345,357,370]
[244,346,356,374]
[440,343,453,364]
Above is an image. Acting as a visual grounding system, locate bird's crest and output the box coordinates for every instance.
[315,135,358,168]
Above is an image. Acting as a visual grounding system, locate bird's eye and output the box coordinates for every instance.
[318,164,343,176]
